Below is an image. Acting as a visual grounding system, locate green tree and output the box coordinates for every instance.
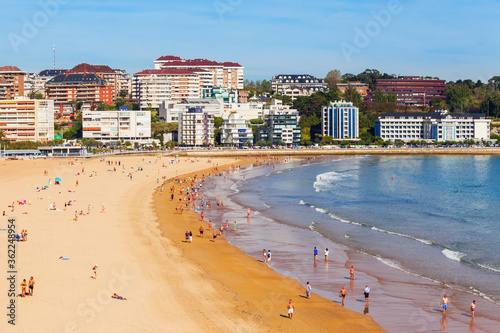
[214,117,224,128]
[342,84,363,105]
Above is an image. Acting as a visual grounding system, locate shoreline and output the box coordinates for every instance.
[152,158,384,332]
[199,156,500,333]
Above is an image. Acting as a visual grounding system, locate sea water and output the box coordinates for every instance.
[201,155,500,329]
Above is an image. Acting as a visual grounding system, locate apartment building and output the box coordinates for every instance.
[45,73,114,105]
[155,56,244,90]
[271,74,327,99]
[376,76,446,106]
[258,102,301,144]
[82,109,151,143]
[24,69,67,97]
[375,111,490,142]
[133,69,214,109]
[69,63,123,99]
[322,101,359,139]
[159,98,222,122]
[178,108,215,146]
[114,69,132,96]
[222,102,264,121]
[221,113,254,146]
[0,66,26,99]
[0,99,54,142]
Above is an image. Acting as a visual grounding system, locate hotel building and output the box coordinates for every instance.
[375,111,491,142]
[0,99,54,142]
[376,76,446,106]
[82,109,151,143]
[258,101,301,144]
[0,66,26,100]
[178,108,215,146]
[45,73,114,105]
[154,56,244,90]
[159,98,223,123]
[322,101,359,139]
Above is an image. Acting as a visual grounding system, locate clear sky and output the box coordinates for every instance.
[1,0,498,82]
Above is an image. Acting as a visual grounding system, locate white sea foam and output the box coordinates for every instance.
[370,226,433,245]
[468,286,500,306]
[299,200,306,205]
[344,234,350,239]
[254,211,274,222]
[477,263,500,273]
[442,249,466,262]
[313,171,347,192]
[309,221,316,230]
[315,207,328,214]
[276,171,283,174]
[329,213,364,227]
[263,202,272,208]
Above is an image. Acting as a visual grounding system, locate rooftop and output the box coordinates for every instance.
[47,73,106,85]
[0,66,25,73]
[377,112,489,120]
[134,69,201,76]
[38,69,69,77]
[69,63,115,74]
[156,56,243,68]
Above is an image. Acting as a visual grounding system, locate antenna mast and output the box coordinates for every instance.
[53,44,56,70]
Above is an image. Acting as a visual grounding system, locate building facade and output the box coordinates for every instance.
[337,82,370,96]
[45,73,114,105]
[221,113,254,146]
[82,109,151,143]
[376,76,446,106]
[375,111,491,142]
[0,99,54,142]
[258,106,301,145]
[271,74,327,99]
[154,56,244,90]
[159,98,223,122]
[222,102,264,120]
[178,108,214,146]
[69,63,121,100]
[322,101,359,139]
[0,66,26,99]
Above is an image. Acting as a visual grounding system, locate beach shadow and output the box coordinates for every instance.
[461,313,471,317]
[332,300,342,305]
[343,277,351,280]
[356,299,365,303]
[90,276,95,279]
[280,314,289,319]
[299,295,308,299]
[432,309,444,313]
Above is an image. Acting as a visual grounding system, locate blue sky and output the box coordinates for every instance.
[1,0,498,82]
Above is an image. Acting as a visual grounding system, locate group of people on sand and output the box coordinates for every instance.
[15,229,28,242]
[20,277,35,297]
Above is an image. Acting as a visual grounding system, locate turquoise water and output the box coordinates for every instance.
[204,155,500,307]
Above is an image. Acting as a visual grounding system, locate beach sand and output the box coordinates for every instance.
[0,155,383,332]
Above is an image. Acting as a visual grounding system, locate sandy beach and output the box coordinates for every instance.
[0,154,382,332]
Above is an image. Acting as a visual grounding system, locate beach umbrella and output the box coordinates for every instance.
[55,177,62,182]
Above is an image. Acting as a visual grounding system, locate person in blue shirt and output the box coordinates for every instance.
[313,247,318,261]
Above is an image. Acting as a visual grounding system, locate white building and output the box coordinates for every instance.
[82,109,152,143]
[263,99,297,117]
[0,99,54,142]
[321,101,359,139]
[114,69,132,96]
[221,102,264,120]
[271,74,327,99]
[375,111,491,142]
[221,113,254,146]
[178,108,214,146]
[159,98,223,122]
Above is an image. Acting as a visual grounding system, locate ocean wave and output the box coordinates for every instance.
[441,249,466,262]
[276,171,283,174]
[344,234,350,239]
[309,221,316,230]
[263,202,273,208]
[468,286,500,306]
[328,213,365,227]
[299,200,308,206]
[370,226,433,245]
[313,171,348,192]
[315,207,328,214]
[254,211,274,222]
[477,263,500,273]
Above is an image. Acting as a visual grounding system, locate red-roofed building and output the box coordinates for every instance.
[0,66,26,99]
[154,56,244,90]
[69,63,130,100]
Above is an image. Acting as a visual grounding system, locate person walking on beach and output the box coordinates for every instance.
[287,299,295,319]
[21,279,27,297]
[470,300,476,318]
[339,286,347,306]
[313,247,318,261]
[441,294,449,313]
[263,249,267,264]
[199,226,204,237]
[364,285,370,305]
[28,277,35,296]
[189,231,193,243]
[350,266,354,280]
[93,265,98,279]
[267,250,272,266]
[324,248,329,261]
[233,221,237,232]
[306,282,312,298]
